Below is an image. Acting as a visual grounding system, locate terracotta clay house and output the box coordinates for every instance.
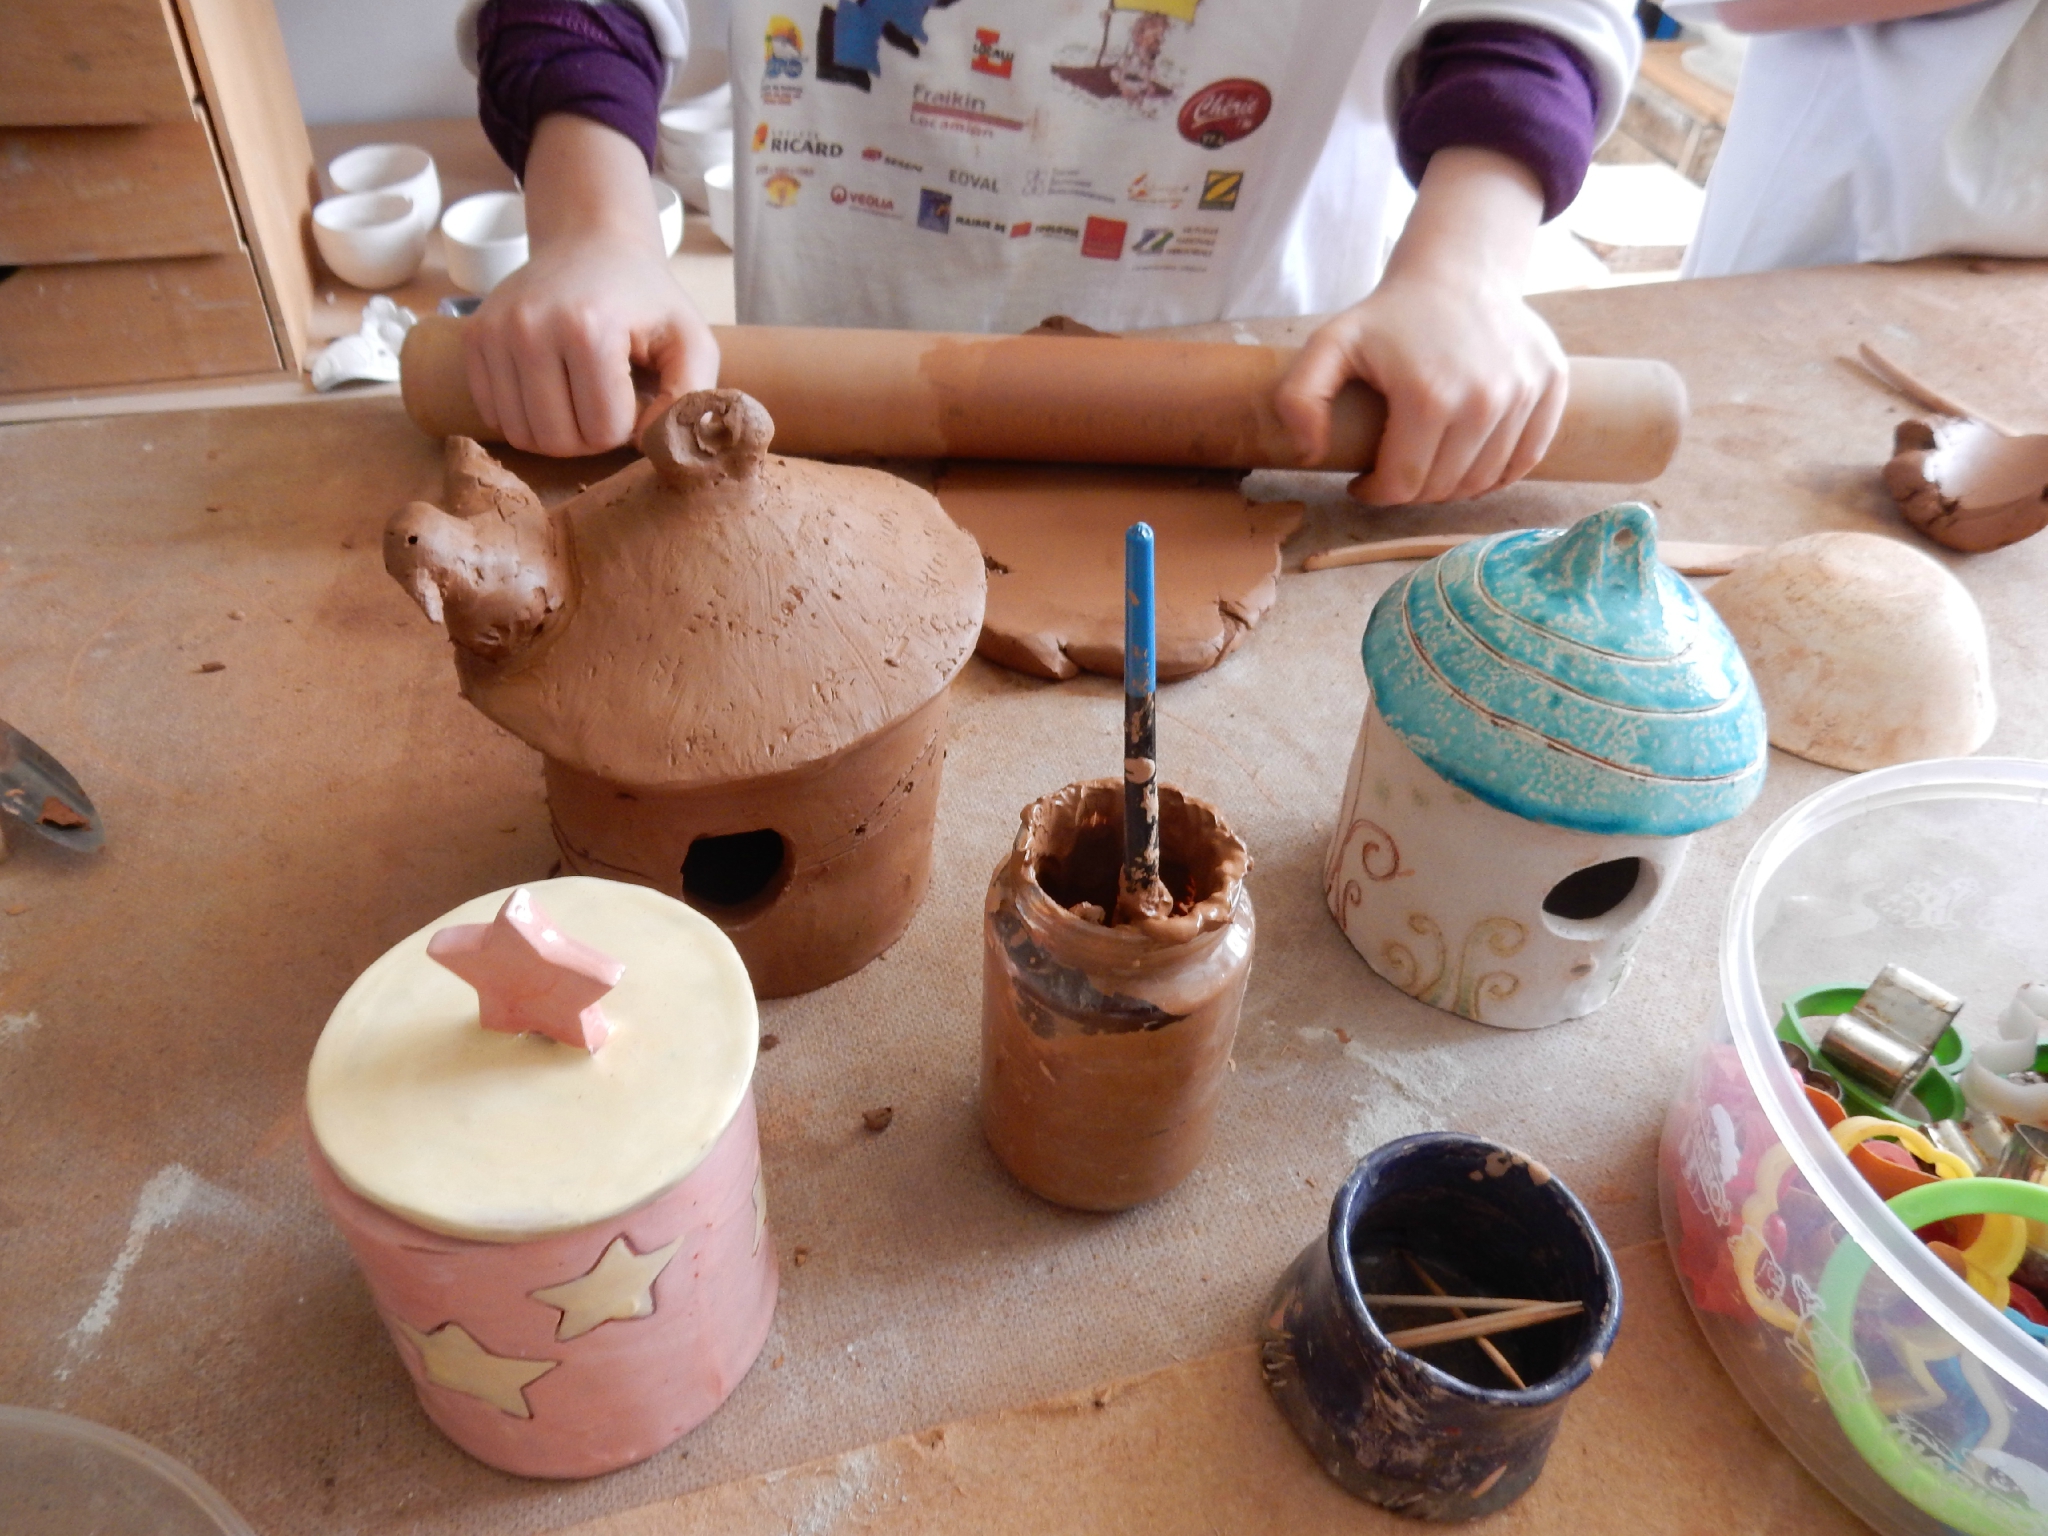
[385,389,987,997]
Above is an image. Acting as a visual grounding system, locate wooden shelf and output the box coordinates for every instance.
[0,0,315,395]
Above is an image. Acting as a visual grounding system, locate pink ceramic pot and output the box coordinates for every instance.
[308,1095,773,1478]
[306,877,774,1478]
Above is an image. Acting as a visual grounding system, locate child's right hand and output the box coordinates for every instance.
[464,114,718,458]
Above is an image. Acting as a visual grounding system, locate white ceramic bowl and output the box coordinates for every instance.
[653,177,684,257]
[659,101,734,212]
[704,162,735,250]
[326,143,441,235]
[440,191,528,295]
[311,191,427,290]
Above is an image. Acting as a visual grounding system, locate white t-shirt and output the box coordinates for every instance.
[465,0,1638,328]
[1681,0,2048,277]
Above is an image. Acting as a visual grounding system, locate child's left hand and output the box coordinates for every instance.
[1273,146,1568,505]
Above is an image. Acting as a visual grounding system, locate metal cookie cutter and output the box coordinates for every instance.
[1779,965,1971,1126]
[1822,964,1962,1099]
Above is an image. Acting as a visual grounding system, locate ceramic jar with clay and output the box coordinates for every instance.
[306,876,775,1478]
[981,780,1255,1211]
[383,390,986,999]
[1324,504,1765,1030]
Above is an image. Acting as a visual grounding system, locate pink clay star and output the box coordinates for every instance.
[427,887,626,1052]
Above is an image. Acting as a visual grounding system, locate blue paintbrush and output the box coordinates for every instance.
[1118,521,1163,924]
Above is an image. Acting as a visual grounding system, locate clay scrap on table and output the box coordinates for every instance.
[1883,417,2048,553]
[935,463,1304,682]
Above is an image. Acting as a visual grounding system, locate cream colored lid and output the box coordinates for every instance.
[306,876,757,1242]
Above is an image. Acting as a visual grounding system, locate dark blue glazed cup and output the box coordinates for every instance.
[1260,1133,1622,1521]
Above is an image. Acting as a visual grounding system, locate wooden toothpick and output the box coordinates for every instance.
[1363,1294,1554,1313]
[1382,1301,1583,1352]
[1398,1252,1527,1389]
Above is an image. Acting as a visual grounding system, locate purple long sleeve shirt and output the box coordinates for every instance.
[1398,22,1602,221]
[472,3,1601,216]
[475,0,667,180]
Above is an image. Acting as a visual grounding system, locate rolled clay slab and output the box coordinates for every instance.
[936,464,1304,681]
[1706,532,1996,771]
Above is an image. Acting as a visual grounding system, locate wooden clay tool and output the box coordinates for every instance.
[1304,534,1758,575]
[400,315,1688,483]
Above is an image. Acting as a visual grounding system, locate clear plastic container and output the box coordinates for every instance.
[1659,759,2048,1536]
[0,1406,256,1535]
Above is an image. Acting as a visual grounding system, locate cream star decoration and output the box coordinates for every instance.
[530,1234,685,1341]
[427,886,626,1052]
[394,1318,557,1418]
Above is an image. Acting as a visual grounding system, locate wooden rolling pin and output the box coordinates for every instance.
[400,313,1687,482]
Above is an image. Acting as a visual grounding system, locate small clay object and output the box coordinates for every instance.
[1261,1133,1621,1521]
[1327,504,1765,1030]
[1706,531,1995,771]
[38,797,89,830]
[1883,417,2048,554]
[936,464,1303,681]
[385,391,986,998]
[980,780,1254,1211]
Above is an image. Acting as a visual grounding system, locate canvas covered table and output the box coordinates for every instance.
[0,258,2044,1535]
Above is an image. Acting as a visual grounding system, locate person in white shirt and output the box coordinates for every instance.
[459,0,1642,506]
[1681,0,2048,278]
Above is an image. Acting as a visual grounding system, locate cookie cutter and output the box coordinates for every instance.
[1821,964,1962,1100]
[1815,1176,2048,1536]
[1779,975,1971,1126]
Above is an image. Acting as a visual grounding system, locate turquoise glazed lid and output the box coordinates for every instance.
[1361,503,1765,837]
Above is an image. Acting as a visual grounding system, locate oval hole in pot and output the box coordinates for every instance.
[682,828,792,920]
[1540,856,1655,940]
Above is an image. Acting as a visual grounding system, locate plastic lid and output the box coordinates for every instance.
[1362,503,1765,836]
[306,877,757,1242]
[0,1406,255,1536]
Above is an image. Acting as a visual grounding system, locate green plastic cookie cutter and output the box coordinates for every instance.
[1779,985,1971,1125]
[1816,1177,2048,1536]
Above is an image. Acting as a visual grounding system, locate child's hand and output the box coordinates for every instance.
[466,235,717,457]
[464,114,718,458]
[1274,146,1566,505]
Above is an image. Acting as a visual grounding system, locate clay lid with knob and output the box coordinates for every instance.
[384,390,987,788]
[1361,502,1766,838]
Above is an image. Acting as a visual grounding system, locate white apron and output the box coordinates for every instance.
[1684,0,2048,278]
[724,0,1634,328]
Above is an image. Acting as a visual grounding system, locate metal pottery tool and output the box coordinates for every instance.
[0,719,103,853]
[1115,522,1162,927]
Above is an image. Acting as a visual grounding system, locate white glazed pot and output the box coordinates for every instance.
[441,192,529,295]
[326,143,441,238]
[1326,701,1687,1030]
[312,191,427,291]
